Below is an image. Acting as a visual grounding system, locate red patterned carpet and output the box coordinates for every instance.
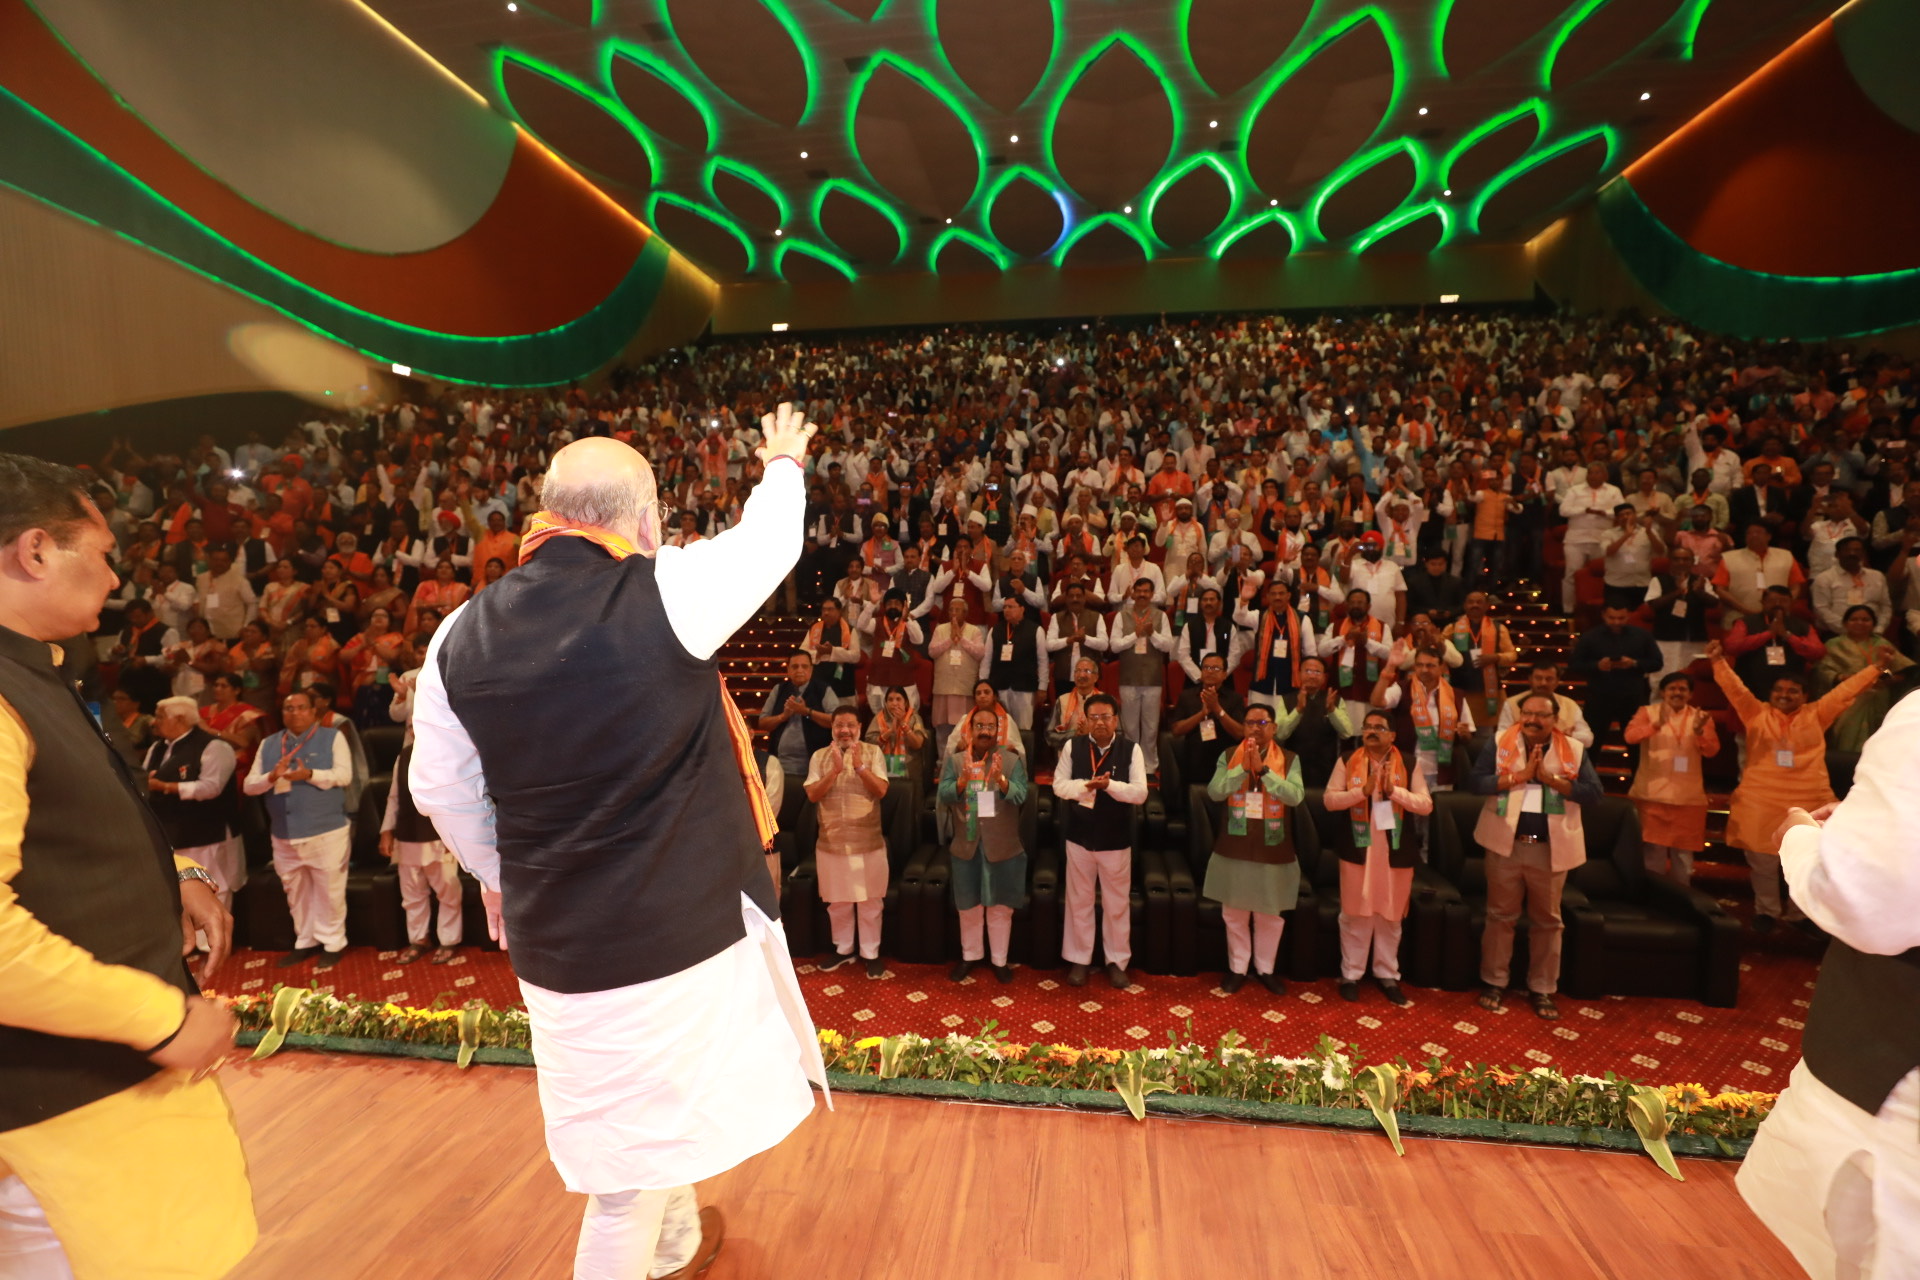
[223,929,1820,1094]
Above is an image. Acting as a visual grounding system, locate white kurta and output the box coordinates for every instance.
[408,458,827,1195]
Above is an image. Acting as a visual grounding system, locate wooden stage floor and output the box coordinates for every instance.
[221,1053,1805,1280]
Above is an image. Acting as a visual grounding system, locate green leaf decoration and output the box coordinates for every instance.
[248,985,307,1061]
[877,1034,912,1080]
[1356,1063,1406,1157]
[1625,1084,1685,1181]
[456,1005,485,1070]
[1113,1049,1176,1121]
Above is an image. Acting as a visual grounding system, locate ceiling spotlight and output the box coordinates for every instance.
[391,363,412,376]
[1443,188,1453,197]
[1208,119,1218,129]
[799,150,809,158]
[506,2,516,9]
[1123,204,1132,213]
[1268,198,1278,206]
[1010,133,1019,143]
[944,217,952,224]
[1418,106,1428,115]
[774,229,783,236]
[1640,91,1651,101]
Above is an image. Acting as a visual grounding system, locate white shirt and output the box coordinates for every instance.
[1780,689,1920,954]
[409,460,807,890]
[1494,691,1595,748]
[1051,737,1151,826]
[1343,557,1406,625]
[1559,483,1627,543]
[1107,557,1167,605]
[144,731,236,804]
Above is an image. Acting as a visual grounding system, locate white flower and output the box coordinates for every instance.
[1320,1060,1350,1090]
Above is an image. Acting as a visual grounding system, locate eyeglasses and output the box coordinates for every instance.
[1086,712,1116,722]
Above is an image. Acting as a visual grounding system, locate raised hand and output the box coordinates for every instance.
[757,402,818,466]
[1703,639,1724,663]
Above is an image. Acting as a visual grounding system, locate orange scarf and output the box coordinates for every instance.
[1253,607,1301,685]
[1406,677,1460,764]
[518,514,777,850]
[1494,724,1577,796]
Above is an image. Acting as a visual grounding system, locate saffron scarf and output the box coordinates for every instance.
[1406,678,1459,765]
[1493,724,1579,819]
[1343,746,1409,850]
[1226,740,1290,842]
[1334,614,1383,688]
[519,513,778,850]
[1253,607,1302,686]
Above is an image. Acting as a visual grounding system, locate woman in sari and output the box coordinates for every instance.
[167,616,229,703]
[357,563,406,625]
[200,671,266,773]
[312,558,361,645]
[227,620,279,713]
[258,558,308,641]
[280,615,342,701]
[1815,604,1916,754]
[405,558,470,635]
[339,607,417,727]
[864,686,930,786]
[942,679,1025,759]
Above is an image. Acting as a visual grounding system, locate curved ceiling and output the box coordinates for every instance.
[334,0,1829,281]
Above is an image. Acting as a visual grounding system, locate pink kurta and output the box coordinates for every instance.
[1324,758,1433,921]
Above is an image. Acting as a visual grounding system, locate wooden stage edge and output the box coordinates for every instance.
[222,1052,1805,1280]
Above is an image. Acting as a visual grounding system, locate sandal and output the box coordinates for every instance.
[1530,992,1561,1021]
[394,944,427,965]
[1476,985,1504,1012]
[429,947,459,965]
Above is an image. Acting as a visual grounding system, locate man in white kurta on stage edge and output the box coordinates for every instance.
[1738,689,1920,1280]
[409,406,827,1280]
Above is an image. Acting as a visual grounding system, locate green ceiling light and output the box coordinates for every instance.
[1238,7,1409,185]
[1041,31,1186,207]
[1143,152,1241,247]
[1207,208,1302,259]
[928,225,1012,271]
[1673,0,1715,60]
[1351,198,1454,253]
[654,0,821,127]
[1303,135,1430,244]
[604,40,721,150]
[1050,212,1155,266]
[1431,0,1457,78]
[1438,98,1549,192]
[774,237,857,280]
[491,47,663,179]
[983,163,1071,256]
[702,155,792,227]
[810,177,910,266]
[1465,123,1618,234]
[843,50,989,213]
[646,190,759,272]
[925,0,1066,113]
[1538,0,1610,90]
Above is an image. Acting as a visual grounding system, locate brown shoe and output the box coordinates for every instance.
[428,947,458,965]
[1065,962,1089,987]
[656,1206,725,1279]
[1530,992,1561,1021]
[1105,963,1130,990]
[394,944,427,966]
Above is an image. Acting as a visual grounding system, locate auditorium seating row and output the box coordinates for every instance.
[225,723,1739,1008]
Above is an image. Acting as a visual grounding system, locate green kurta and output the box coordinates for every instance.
[1201,752,1306,917]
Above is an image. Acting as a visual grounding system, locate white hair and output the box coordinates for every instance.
[155,696,199,722]
[540,451,660,554]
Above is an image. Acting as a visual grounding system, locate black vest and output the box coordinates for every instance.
[392,742,440,844]
[1281,692,1347,790]
[0,627,192,1132]
[436,540,777,994]
[767,678,832,761]
[1060,733,1139,851]
[989,616,1042,694]
[1801,941,1920,1118]
[1648,574,1712,642]
[1184,614,1234,668]
[142,725,237,849]
[1335,752,1427,869]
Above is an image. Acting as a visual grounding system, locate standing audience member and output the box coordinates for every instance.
[382,737,465,965]
[1623,673,1720,885]
[1323,711,1432,1006]
[757,651,832,831]
[806,708,890,978]
[244,687,354,969]
[1053,694,1149,990]
[142,696,243,906]
[1203,703,1305,995]
[938,707,1030,983]
[1570,604,1663,743]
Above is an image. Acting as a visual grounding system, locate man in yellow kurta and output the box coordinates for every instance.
[805,706,890,977]
[1708,639,1884,931]
[0,454,253,1279]
[1623,671,1721,885]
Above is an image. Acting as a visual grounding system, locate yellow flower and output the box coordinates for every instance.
[817,1029,846,1048]
[854,1036,886,1051]
[1663,1082,1711,1112]
[381,1003,405,1019]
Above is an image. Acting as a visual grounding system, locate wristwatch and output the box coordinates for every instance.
[178,866,216,889]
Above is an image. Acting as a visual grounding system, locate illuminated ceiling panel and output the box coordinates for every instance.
[365,0,1831,281]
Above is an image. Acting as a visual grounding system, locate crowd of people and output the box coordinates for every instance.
[76,306,1920,1002]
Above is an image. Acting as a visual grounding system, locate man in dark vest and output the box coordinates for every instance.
[1722,585,1824,695]
[1170,652,1247,792]
[411,413,826,1279]
[381,739,465,965]
[803,598,861,704]
[937,705,1031,984]
[1203,702,1306,995]
[1323,711,1434,1006]
[1110,578,1173,773]
[757,650,834,832]
[1743,693,1920,1278]
[1275,655,1356,788]
[1643,542,1715,676]
[1176,586,1243,683]
[1045,579,1107,692]
[980,595,1045,736]
[0,454,251,1277]
[1235,577,1312,716]
[142,695,243,906]
[1053,693,1149,989]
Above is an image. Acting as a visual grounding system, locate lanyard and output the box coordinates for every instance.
[278,724,319,768]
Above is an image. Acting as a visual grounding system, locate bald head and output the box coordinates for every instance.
[542,437,658,550]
